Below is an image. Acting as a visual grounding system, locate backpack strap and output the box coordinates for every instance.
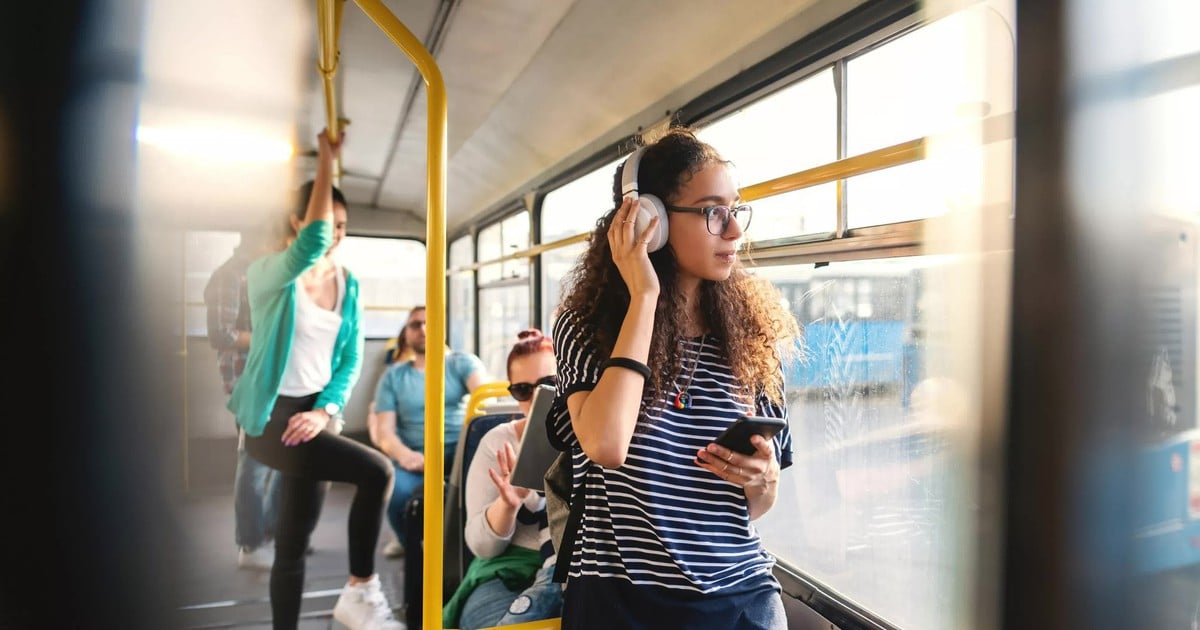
[552,463,587,584]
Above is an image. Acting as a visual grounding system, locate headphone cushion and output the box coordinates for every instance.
[633,194,669,252]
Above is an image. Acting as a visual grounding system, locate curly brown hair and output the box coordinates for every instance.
[557,127,800,425]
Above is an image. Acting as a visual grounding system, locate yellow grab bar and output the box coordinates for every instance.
[452,137,928,274]
[739,137,925,202]
[464,381,514,421]
[349,1,448,627]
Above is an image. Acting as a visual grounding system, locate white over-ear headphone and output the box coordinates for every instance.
[620,147,669,252]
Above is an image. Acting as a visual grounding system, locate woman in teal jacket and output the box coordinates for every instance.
[228,129,400,630]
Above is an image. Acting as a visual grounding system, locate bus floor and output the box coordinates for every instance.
[174,482,408,629]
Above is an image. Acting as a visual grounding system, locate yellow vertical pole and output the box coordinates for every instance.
[349,3,447,628]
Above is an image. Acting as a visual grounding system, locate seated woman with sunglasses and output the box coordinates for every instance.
[443,329,563,630]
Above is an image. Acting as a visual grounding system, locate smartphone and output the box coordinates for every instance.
[713,416,787,456]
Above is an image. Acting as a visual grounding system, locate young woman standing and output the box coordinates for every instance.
[548,127,800,629]
[228,128,400,630]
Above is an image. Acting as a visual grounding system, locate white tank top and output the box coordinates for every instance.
[278,265,345,396]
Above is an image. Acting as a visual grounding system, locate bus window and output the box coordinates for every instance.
[478,211,530,285]
[183,230,240,336]
[1132,215,1200,614]
[697,68,838,240]
[846,7,1014,228]
[540,158,622,328]
[478,285,530,379]
[331,236,426,339]
[478,211,531,376]
[752,257,947,630]
[449,235,476,354]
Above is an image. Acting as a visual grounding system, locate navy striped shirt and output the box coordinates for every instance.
[548,309,793,594]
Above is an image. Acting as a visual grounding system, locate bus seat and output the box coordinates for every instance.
[444,411,520,591]
[401,381,521,627]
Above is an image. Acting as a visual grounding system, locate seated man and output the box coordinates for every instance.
[371,306,487,556]
[443,329,563,630]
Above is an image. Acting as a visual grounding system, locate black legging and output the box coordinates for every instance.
[245,393,393,630]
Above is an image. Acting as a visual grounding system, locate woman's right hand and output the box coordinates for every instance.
[317,127,345,160]
[487,441,532,508]
[607,196,661,299]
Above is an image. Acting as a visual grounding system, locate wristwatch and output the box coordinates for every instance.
[323,402,341,417]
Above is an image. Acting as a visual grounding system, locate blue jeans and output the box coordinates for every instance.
[234,436,281,550]
[385,441,457,541]
[459,565,563,630]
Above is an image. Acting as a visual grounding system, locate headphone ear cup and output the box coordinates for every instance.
[633,194,669,252]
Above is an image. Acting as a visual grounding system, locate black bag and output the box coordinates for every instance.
[544,451,586,583]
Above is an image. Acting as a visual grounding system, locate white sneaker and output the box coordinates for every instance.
[237,545,274,571]
[383,539,404,558]
[332,575,403,630]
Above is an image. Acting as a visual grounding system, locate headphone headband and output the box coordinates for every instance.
[620,147,646,200]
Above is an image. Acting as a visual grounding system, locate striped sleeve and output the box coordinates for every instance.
[547,309,602,451]
[755,381,794,471]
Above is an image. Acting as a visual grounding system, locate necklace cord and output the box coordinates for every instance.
[674,335,706,409]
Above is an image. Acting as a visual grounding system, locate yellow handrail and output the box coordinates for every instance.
[345,2,448,627]
[451,136,927,274]
[739,137,925,202]
[465,381,514,421]
[449,232,590,274]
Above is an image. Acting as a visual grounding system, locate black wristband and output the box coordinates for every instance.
[602,357,651,380]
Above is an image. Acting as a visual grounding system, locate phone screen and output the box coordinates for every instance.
[713,416,786,456]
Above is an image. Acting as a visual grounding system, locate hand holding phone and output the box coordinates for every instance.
[713,416,786,456]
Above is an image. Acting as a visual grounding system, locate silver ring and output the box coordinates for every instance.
[737,466,742,476]
[622,220,634,224]
[722,463,729,472]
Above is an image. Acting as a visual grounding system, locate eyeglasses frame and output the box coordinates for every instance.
[664,204,753,235]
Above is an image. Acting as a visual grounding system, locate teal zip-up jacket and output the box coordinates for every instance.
[228,220,364,437]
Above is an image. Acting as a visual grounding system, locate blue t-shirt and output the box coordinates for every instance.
[374,351,485,451]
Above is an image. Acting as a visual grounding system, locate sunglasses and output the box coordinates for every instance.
[507,374,557,402]
[665,204,753,235]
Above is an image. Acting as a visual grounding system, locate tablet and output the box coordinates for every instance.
[509,383,559,491]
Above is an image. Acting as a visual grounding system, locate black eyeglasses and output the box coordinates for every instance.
[665,204,753,235]
[507,375,557,402]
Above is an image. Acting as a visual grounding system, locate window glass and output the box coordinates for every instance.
[332,236,426,339]
[698,68,838,239]
[541,158,621,242]
[541,242,587,330]
[1073,0,1198,78]
[478,211,530,283]
[477,285,531,379]
[449,235,476,354]
[500,212,531,280]
[540,160,622,329]
[1068,4,1200,625]
[184,230,240,336]
[846,9,1013,227]
[478,222,502,285]
[753,257,960,630]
